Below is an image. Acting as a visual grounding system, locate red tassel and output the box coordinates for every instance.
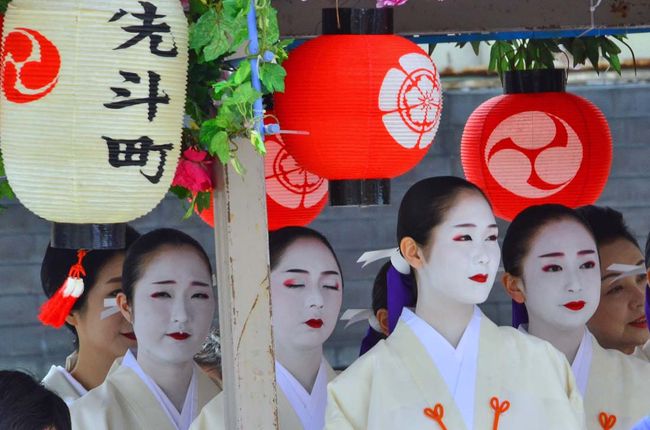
[39,250,88,328]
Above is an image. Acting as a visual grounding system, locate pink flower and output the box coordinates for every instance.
[172,148,214,192]
[180,0,190,12]
[377,0,409,7]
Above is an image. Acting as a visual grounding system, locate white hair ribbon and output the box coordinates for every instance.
[101,298,121,320]
[357,247,410,275]
[606,263,646,284]
[340,308,382,332]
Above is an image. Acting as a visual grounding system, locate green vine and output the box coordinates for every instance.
[174,0,291,215]
[456,35,634,76]
[0,0,9,14]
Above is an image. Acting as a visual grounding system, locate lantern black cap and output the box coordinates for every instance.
[329,179,391,206]
[503,69,567,94]
[322,8,393,35]
[51,223,126,250]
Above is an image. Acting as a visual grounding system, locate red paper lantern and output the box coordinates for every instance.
[197,130,328,231]
[274,28,442,183]
[461,70,612,221]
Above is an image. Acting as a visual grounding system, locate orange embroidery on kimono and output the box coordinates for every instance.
[423,403,448,430]
[490,396,510,430]
[598,412,617,430]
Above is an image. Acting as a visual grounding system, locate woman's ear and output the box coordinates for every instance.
[65,312,79,327]
[376,308,389,336]
[116,292,133,324]
[502,273,526,304]
[400,236,423,270]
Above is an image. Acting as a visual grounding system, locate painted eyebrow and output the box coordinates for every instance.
[322,270,340,276]
[192,281,211,287]
[538,250,596,258]
[285,269,309,274]
[107,276,122,284]
[152,280,211,287]
[577,250,596,255]
[452,223,498,228]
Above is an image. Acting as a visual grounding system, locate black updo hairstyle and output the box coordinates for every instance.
[397,176,490,257]
[0,370,71,430]
[576,205,640,249]
[40,226,140,346]
[503,204,595,278]
[269,226,342,282]
[122,228,213,304]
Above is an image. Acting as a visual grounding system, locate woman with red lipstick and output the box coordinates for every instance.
[325,177,584,430]
[39,226,140,405]
[70,229,220,430]
[576,205,649,356]
[191,226,342,430]
[503,204,650,430]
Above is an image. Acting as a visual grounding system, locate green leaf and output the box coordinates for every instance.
[212,79,233,99]
[250,130,266,155]
[259,63,287,93]
[199,118,221,144]
[470,41,482,56]
[569,38,587,67]
[209,131,232,164]
[195,191,212,212]
[230,157,246,175]
[203,33,231,62]
[190,9,218,52]
[0,181,14,200]
[584,39,601,73]
[232,82,261,106]
[232,60,252,85]
[170,185,192,200]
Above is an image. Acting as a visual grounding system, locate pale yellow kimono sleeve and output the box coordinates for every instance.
[545,341,586,429]
[324,347,378,430]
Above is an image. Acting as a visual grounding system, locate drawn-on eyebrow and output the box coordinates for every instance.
[322,270,340,276]
[538,252,564,258]
[107,277,122,284]
[452,223,498,228]
[577,250,596,256]
[152,280,176,285]
[192,281,210,287]
[285,269,309,274]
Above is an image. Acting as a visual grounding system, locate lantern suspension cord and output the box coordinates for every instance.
[247,0,264,139]
[577,0,603,38]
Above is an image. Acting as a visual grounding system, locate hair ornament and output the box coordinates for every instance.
[38,250,88,328]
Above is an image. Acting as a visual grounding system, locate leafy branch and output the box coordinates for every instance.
[0,0,10,14]
[456,35,635,76]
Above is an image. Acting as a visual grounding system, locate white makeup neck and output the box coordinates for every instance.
[137,349,194,412]
[275,342,323,394]
[415,288,474,349]
[528,319,585,364]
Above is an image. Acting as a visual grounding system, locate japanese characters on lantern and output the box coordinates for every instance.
[0,0,188,223]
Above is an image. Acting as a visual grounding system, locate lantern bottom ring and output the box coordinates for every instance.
[329,179,391,207]
[51,223,127,250]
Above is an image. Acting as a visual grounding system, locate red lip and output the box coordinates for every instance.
[305,319,323,329]
[469,274,488,283]
[120,332,137,341]
[563,301,586,311]
[166,332,191,340]
[629,317,648,329]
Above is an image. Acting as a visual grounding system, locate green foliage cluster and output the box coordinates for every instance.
[0,0,9,14]
[456,35,634,76]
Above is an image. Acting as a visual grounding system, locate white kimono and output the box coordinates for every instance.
[583,335,650,430]
[190,359,337,430]
[41,351,88,405]
[326,308,584,430]
[632,340,650,362]
[70,351,220,430]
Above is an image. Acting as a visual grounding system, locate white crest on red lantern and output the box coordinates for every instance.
[484,111,583,199]
[379,52,442,149]
[265,134,328,209]
[2,28,61,103]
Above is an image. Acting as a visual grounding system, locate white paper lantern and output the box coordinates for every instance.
[0,0,188,223]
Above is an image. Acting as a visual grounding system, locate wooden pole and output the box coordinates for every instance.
[213,138,278,429]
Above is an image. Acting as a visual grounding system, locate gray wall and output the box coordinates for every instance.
[2,83,649,377]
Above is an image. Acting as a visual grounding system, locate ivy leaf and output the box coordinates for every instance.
[209,131,232,164]
[250,130,266,155]
[259,63,286,93]
[204,32,231,62]
[470,41,482,56]
[213,79,233,99]
[199,118,221,145]
[232,60,251,86]
[0,181,14,200]
[195,190,212,212]
[230,157,246,175]
[190,9,218,52]
[170,185,192,200]
[232,82,261,106]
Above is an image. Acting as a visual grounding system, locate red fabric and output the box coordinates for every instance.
[461,92,612,221]
[196,125,328,230]
[275,34,442,180]
[2,27,61,103]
